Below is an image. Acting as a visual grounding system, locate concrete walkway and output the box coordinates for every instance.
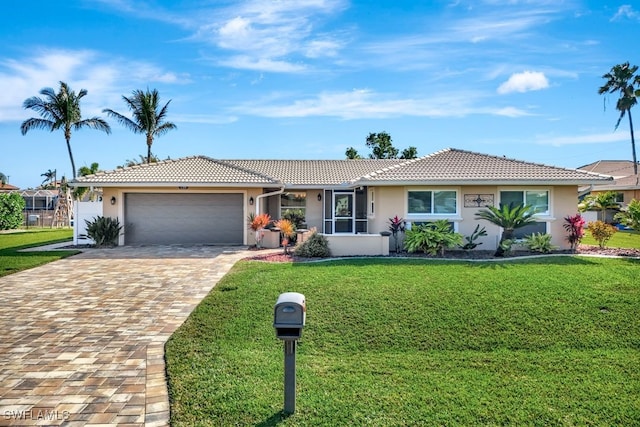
[0,246,252,426]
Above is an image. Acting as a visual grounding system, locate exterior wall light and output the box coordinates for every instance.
[249,196,254,205]
[317,193,322,202]
[110,196,116,205]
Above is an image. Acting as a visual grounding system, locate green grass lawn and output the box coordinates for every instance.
[0,228,78,277]
[582,229,640,248]
[166,256,640,426]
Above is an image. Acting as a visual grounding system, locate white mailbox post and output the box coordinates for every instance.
[273,292,306,414]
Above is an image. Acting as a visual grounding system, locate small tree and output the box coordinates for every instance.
[275,219,295,254]
[0,193,26,230]
[563,213,586,253]
[614,199,640,230]
[388,215,405,253]
[587,220,617,249]
[475,203,537,256]
[582,191,619,222]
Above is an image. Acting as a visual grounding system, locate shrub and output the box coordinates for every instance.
[404,220,463,256]
[461,224,487,250]
[388,215,405,253]
[614,199,640,230]
[523,233,557,254]
[563,213,585,253]
[85,216,122,247]
[247,213,271,248]
[282,209,305,228]
[274,219,295,254]
[587,220,617,249]
[294,232,331,258]
[0,193,26,230]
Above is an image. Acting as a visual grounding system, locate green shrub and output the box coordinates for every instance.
[523,233,557,254]
[85,216,122,247]
[587,220,617,249]
[294,232,331,258]
[0,193,26,230]
[614,199,640,230]
[282,209,305,228]
[404,220,463,256]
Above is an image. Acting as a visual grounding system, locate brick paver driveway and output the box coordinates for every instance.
[0,246,251,426]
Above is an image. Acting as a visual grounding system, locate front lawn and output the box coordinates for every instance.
[582,229,640,249]
[166,257,640,426]
[0,228,78,277]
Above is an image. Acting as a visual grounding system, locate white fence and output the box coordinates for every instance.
[73,201,103,245]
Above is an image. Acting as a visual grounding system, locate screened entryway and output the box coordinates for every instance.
[323,188,367,233]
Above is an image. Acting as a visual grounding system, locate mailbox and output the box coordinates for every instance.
[274,292,306,340]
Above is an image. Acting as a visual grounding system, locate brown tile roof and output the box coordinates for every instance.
[71,148,612,188]
[73,156,280,187]
[578,160,638,178]
[355,149,612,185]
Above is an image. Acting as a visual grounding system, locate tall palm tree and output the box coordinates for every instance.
[74,162,100,200]
[103,89,176,164]
[599,62,639,175]
[0,172,7,187]
[21,81,111,179]
[475,203,537,256]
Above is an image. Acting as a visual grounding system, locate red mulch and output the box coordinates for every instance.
[245,244,640,263]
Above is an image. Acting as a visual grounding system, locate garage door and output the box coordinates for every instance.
[124,193,244,245]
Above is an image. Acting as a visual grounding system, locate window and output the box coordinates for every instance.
[281,192,306,217]
[500,190,549,215]
[615,192,624,203]
[408,190,457,214]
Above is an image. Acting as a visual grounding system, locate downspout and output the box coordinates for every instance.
[255,185,286,215]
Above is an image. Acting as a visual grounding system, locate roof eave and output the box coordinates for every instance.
[353,179,614,186]
[68,181,281,188]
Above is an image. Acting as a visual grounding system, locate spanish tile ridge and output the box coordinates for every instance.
[354,151,445,181]
[214,158,283,183]
[76,156,184,180]
[446,148,613,177]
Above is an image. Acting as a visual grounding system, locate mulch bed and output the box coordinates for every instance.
[246,244,640,263]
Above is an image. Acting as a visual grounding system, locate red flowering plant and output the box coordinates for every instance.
[563,213,585,253]
[248,213,271,248]
[388,215,406,253]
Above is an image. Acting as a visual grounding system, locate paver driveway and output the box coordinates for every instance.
[0,246,251,426]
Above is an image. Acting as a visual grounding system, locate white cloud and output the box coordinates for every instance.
[0,49,189,122]
[234,89,533,120]
[219,56,307,73]
[497,71,549,94]
[536,132,629,147]
[611,5,640,21]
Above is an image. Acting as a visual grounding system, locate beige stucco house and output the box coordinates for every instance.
[70,148,612,254]
[578,160,640,207]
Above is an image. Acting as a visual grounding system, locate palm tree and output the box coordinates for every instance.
[103,89,176,164]
[599,62,639,175]
[74,162,100,200]
[41,169,56,188]
[0,172,7,187]
[21,81,111,179]
[583,191,619,222]
[475,203,537,256]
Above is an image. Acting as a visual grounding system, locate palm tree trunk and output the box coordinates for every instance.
[66,136,77,179]
[629,110,638,176]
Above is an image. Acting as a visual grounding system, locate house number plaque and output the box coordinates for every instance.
[464,194,494,207]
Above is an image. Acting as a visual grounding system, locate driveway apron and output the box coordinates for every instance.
[0,246,251,426]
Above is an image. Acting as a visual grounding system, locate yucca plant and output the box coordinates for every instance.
[275,219,295,254]
[475,203,537,256]
[247,213,271,248]
[85,216,122,247]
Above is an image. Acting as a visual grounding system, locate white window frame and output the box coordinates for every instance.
[406,188,460,219]
[498,188,552,217]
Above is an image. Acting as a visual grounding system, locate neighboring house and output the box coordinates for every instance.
[18,189,59,210]
[70,148,612,253]
[0,183,19,192]
[578,160,640,207]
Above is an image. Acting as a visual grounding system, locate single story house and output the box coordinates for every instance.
[70,148,612,254]
[578,160,640,207]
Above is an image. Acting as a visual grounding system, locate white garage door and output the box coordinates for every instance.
[124,193,244,245]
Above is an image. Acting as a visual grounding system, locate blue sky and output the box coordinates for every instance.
[1,0,639,189]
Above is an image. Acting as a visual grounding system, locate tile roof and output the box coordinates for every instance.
[354,149,613,185]
[578,160,638,178]
[72,156,280,187]
[70,148,612,188]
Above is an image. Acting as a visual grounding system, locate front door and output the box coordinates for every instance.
[334,192,354,233]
